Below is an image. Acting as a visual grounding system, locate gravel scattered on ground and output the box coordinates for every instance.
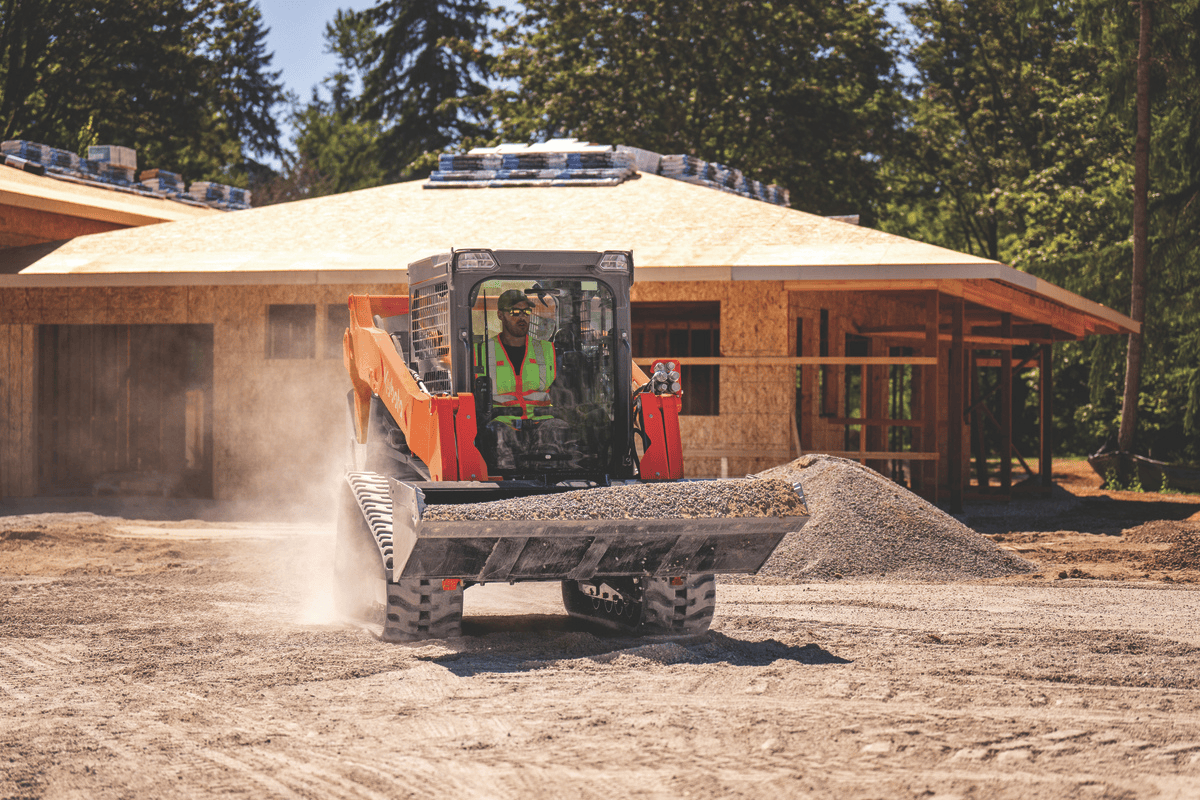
[421,478,807,521]
[1123,519,1200,572]
[752,454,1037,581]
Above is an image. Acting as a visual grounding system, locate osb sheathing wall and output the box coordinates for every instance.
[0,322,37,496]
[0,283,398,501]
[632,280,793,479]
[208,282,398,502]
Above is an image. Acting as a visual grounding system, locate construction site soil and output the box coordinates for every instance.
[3,459,1199,799]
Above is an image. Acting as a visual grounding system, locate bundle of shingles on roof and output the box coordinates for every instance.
[424,138,790,207]
[1,139,251,210]
[427,144,637,188]
[659,154,790,206]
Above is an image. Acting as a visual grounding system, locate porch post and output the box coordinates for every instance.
[948,297,965,512]
[1040,342,1054,489]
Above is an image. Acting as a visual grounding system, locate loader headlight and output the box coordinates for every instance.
[454,249,498,271]
[598,251,631,272]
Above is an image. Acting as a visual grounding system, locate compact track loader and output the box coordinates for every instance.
[337,249,807,641]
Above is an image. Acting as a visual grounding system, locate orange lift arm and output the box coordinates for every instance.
[343,295,488,481]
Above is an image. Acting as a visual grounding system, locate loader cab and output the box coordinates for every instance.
[406,249,636,482]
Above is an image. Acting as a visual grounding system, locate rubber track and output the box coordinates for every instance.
[642,574,716,634]
[345,472,396,574]
[384,578,463,641]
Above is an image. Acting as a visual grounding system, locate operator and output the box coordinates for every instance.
[474,289,571,469]
[475,289,557,424]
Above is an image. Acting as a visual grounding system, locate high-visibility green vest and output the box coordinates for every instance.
[474,336,556,425]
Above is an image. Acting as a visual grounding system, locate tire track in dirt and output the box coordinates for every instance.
[0,639,83,701]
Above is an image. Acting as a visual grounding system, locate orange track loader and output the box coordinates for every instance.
[337,249,806,640]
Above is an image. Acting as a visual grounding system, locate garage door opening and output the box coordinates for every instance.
[37,324,214,498]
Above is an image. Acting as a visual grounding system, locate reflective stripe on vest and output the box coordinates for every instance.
[474,336,555,421]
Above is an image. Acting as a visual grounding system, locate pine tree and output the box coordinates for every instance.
[489,0,905,219]
[356,0,498,178]
[0,0,284,184]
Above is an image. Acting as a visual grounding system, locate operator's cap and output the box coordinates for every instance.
[497,289,531,312]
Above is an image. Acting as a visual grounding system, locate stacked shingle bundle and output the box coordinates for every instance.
[2,138,254,210]
[1,140,48,174]
[87,145,137,185]
[138,169,184,195]
[2,140,87,177]
[659,154,789,206]
[187,181,251,210]
[426,143,637,188]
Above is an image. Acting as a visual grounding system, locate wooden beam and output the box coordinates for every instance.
[858,328,1025,346]
[824,416,924,428]
[971,352,987,492]
[999,315,1013,493]
[971,323,1058,340]
[960,280,1089,339]
[921,291,940,502]
[633,355,937,366]
[948,296,965,512]
[782,279,946,293]
[814,450,941,461]
[686,448,792,460]
[1040,343,1053,488]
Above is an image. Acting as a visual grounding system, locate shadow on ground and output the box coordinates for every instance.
[430,626,849,677]
[965,485,1200,536]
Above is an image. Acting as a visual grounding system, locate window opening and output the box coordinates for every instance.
[631,302,720,416]
[844,333,869,450]
[324,304,347,359]
[267,305,315,359]
[819,309,834,416]
[889,345,915,486]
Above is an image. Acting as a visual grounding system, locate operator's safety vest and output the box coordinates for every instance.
[474,336,556,425]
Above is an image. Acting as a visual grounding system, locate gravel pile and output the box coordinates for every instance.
[1123,520,1200,571]
[753,454,1037,581]
[421,478,806,522]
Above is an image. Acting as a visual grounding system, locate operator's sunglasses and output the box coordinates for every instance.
[504,307,532,316]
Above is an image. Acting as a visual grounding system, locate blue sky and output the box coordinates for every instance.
[257,0,354,110]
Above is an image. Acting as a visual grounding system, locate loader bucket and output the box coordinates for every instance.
[343,472,805,584]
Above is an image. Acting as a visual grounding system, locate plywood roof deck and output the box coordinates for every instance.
[0,171,1136,340]
[0,165,217,222]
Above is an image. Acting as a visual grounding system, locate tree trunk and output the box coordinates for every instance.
[1118,0,1152,453]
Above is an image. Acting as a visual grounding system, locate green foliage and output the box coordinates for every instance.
[355,0,499,179]
[882,0,1122,263]
[882,0,1200,464]
[0,0,284,185]
[487,0,906,219]
[1103,464,1143,492]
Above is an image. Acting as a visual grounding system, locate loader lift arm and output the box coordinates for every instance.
[343,294,488,482]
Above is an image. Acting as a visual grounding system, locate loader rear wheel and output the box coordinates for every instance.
[382,578,464,642]
[641,574,716,635]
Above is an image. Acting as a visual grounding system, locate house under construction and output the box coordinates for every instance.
[0,143,1137,509]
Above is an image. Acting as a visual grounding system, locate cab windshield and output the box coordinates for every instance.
[469,278,617,476]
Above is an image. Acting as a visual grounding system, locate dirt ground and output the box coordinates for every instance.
[3,460,1200,800]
